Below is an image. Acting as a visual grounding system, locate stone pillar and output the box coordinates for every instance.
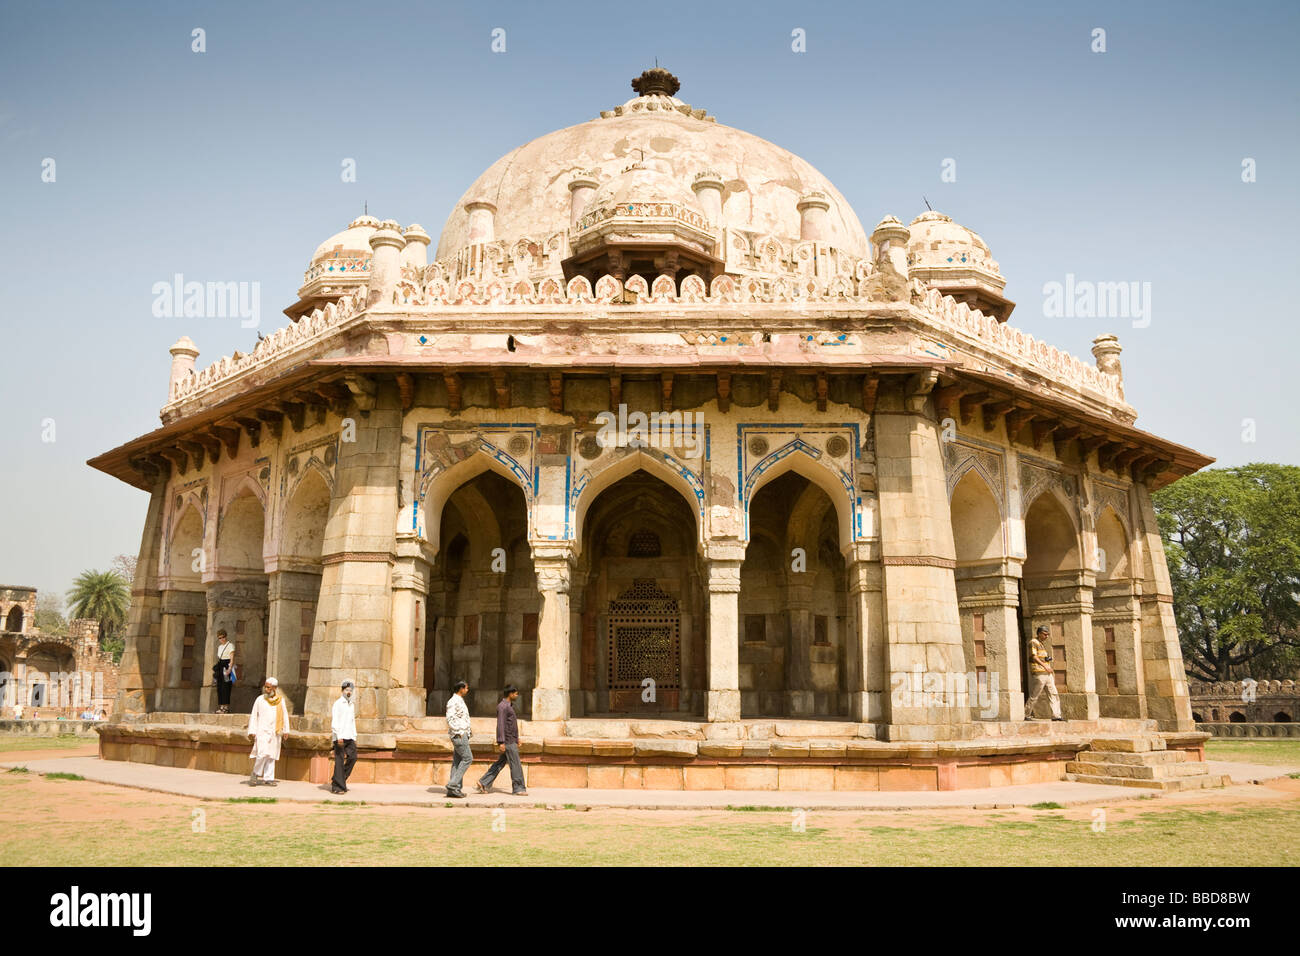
[1132,481,1194,730]
[473,570,506,702]
[429,582,454,715]
[465,201,498,244]
[1093,580,1146,718]
[1022,570,1099,721]
[797,191,831,241]
[873,375,971,738]
[845,544,884,722]
[531,546,573,724]
[784,578,815,716]
[953,561,1025,721]
[691,171,725,224]
[568,172,600,229]
[156,589,206,712]
[401,224,430,272]
[305,383,402,721]
[168,337,199,401]
[366,220,405,308]
[202,579,269,714]
[388,539,432,718]
[870,216,911,279]
[115,478,168,715]
[265,570,322,714]
[705,545,744,723]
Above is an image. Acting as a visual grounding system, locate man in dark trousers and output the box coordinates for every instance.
[476,685,528,795]
[330,679,358,793]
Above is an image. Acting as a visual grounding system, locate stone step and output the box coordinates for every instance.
[1088,736,1167,753]
[1065,772,1230,792]
[1077,750,1186,766]
[1066,760,1213,781]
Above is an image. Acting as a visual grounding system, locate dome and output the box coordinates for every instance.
[906,210,1014,321]
[435,71,869,262]
[584,159,705,218]
[306,215,378,280]
[906,211,1001,279]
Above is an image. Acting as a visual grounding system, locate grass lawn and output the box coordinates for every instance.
[0,734,97,753]
[1205,737,1300,767]
[2,773,1297,866]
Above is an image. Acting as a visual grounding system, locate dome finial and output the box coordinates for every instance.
[631,66,680,97]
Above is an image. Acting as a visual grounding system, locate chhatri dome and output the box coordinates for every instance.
[434,67,870,265]
[906,210,1014,321]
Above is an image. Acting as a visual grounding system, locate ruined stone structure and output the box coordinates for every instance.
[1190,681,1294,733]
[0,586,119,717]
[90,70,1214,789]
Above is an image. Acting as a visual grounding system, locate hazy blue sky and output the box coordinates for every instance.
[1,0,1297,604]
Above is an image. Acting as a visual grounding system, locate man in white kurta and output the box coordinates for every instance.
[247,677,291,786]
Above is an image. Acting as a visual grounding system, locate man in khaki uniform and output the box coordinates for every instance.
[1025,625,1064,721]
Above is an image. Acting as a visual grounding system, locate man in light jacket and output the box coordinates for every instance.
[247,677,291,786]
[444,680,472,798]
[330,679,358,794]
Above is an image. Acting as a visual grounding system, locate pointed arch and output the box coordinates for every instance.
[950,468,1005,565]
[1095,504,1132,579]
[279,466,331,565]
[418,445,531,556]
[1023,491,1081,576]
[744,443,855,552]
[216,483,267,576]
[164,499,207,587]
[571,448,703,556]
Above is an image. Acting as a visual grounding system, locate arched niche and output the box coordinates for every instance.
[1095,506,1131,580]
[572,449,702,556]
[950,469,1004,565]
[740,471,848,718]
[745,446,855,553]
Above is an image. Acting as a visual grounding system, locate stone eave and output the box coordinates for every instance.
[86,363,349,492]
[311,353,952,373]
[942,366,1214,489]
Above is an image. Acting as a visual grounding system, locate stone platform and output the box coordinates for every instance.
[98,714,1210,792]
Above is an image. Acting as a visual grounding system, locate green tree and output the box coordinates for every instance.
[34,592,68,637]
[1153,463,1300,681]
[66,570,130,660]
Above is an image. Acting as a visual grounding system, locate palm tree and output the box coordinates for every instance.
[66,570,130,649]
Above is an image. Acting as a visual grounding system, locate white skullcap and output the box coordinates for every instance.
[265,677,279,686]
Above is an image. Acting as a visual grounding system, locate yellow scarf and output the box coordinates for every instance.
[263,691,286,734]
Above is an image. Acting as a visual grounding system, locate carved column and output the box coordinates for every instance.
[1132,481,1194,730]
[156,589,206,712]
[116,479,168,715]
[873,376,971,738]
[203,579,269,714]
[705,544,744,723]
[265,570,323,714]
[845,543,884,722]
[784,578,815,716]
[531,546,574,723]
[388,539,432,717]
[954,560,1024,721]
[304,383,401,721]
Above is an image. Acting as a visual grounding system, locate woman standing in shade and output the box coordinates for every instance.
[213,630,235,714]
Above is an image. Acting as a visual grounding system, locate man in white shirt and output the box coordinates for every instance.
[331,679,358,794]
[247,677,291,786]
[444,680,472,798]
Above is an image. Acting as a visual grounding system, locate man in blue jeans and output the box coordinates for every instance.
[476,685,528,795]
[444,680,472,798]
